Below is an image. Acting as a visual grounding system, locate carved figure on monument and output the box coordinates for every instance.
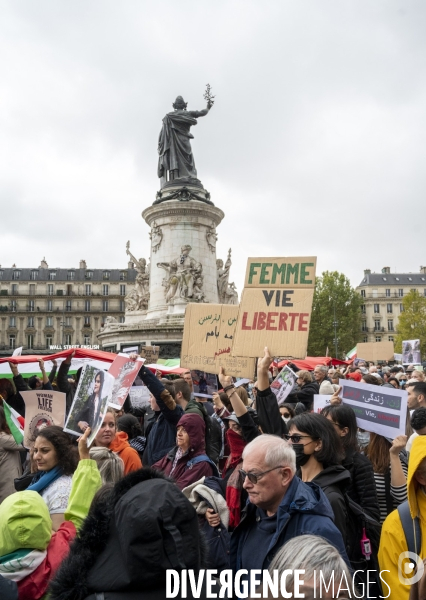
[125,241,150,311]
[157,245,206,304]
[206,222,218,252]
[217,248,232,303]
[103,316,118,330]
[157,86,215,188]
[150,221,163,253]
[224,282,239,305]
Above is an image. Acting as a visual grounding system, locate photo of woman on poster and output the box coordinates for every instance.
[76,370,105,433]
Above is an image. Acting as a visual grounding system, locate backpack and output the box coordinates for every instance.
[186,454,220,477]
[398,500,422,556]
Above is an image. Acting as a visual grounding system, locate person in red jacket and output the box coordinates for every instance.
[92,409,142,475]
[152,413,216,490]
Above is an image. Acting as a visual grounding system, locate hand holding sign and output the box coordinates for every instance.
[78,427,92,458]
[389,435,408,456]
[330,386,342,405]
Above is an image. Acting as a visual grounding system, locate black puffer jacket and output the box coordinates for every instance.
[287,381,319,410]
[310,465,351,542]
[49,469,209,600]
[343,448,380,522]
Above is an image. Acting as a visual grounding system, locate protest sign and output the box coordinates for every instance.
[402,339,421,365]
[232,257,317,358]
[122,346,139,355]
[64,364,114,446]
[108,353,145,409]
[355,341,394,362]
[340,379,407,439]
[270,365,297,405]
[181,304,256,378]
[12,347,23,357]
[394,353,402,362]
[20,390,66,449]
[191,370,218,398]
[313,395,332,414]
[140,345,160,363]
[129,386,151,409]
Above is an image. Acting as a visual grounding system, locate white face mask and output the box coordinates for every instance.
[282,416,291,424]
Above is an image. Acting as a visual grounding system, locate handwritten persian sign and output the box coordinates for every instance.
[341,379,407,439]
[232,257,317,358]
[20,390,66,449]
[140,346,160,363]
[181,304,256,378]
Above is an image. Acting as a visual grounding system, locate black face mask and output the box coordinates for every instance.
[292,443,312,468]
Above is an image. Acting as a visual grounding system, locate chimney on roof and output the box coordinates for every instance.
[421,266,426,274]
[80,260,87,269]
[39,258,48,269]
[128,260,134,269]
[364,269,371,275]
[381,267,390,274]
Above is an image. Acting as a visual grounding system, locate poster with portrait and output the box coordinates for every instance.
[402,339,421,365]
[107,353,145,409]
[64,364,114,446]
[20,390,66,449]
[190,370,218,398]
[270,365,297,406]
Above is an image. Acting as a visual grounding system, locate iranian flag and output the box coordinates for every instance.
[3,401,24,445]
[346,347,357,360]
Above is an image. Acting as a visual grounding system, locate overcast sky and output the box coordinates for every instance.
[1,0,425,293]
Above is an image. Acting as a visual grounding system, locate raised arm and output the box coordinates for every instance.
[56,352,74,394]
[255,347,287,437]
[9,361,30,392]
[48,359,57,383]
[218,367,259,443]
[138,364,182,424]
[39,358,53,391]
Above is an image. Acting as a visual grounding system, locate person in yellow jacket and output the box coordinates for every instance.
[379,435,426,599]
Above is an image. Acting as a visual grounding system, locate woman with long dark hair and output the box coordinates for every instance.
[0,405,23,503]
[321,404,380,521]
[77,370,105,432]
[29,426,78,530]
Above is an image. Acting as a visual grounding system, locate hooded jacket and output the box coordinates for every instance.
[231,474,350,572]
[310,464,351,542]
[287,380,320,409]
[49,469,209,600]
[152,413,215,490]
[109,431,142,475]
[379,436,426,600]
[0,460,101,600]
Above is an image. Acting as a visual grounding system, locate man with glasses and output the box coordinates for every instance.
[230,434,349,584]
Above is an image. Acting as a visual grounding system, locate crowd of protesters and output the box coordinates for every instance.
[0,350,426,599]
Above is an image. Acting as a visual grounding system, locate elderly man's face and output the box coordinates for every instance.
[241,452,292,514]
[313,367,325,383]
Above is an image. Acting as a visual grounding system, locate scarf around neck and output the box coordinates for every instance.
[0,548,47,582]
[27,465,63,493]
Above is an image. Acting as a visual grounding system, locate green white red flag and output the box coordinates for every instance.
[3,400,24,445]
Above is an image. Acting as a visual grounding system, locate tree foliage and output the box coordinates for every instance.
[395,290,426,358]
[307,271,362,358]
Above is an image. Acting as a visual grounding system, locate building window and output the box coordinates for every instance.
[385,289,390,297]
[400,304,404,312]
[0,270,3,280]
[67,271,75,280]
[120,284,126,296]
[361,320,367,332]
[30,270,38,280]
[9,334,16,350]
[29,284,35,295]
[65,316,71,326]
[28,300,34,312]
[85,300,91,312]
[375,336,382,342]
[46,335,53,348]
[47,300,53,311]
[85,284,92,296]
[10,300,17,312]
[103,284,109,296]
[83,335,91,345]
[65,300,72,311]
[28,316,34,327]
[363,336,368,343]
[119,316,125,323]
[372,289,378,298]
[120,271,127,281]
[103,271,110,280]
[361,304,366,314]
[360,289,366,297]
[398,289,404,297]
[85,271,93,280]
[65,334,72,345]
[11,284,18,295]
[84,316,91,326]
[12,271,20,280]
[49,271,56,280]
[27,334,34,349]
[120,300,125,311]
[388,319,394,331]
[386,303,392,313]
[373,304,380,313]
[374,319,381,331]
[9,316,16,327]
[102,300,109,312]
[46,316,53,326]
[47,284,54,295]
[388,336,394,342]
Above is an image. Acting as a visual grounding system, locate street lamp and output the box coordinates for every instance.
[333,301,339,358]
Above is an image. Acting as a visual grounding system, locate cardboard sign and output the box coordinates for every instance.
[232,257,317,358]
[140,346,160,363]
[270,365,297,405]
[402,339,421,365]
[20,390,66,449]
[191,370,218,399]
[129,386,151,409]
[108,353,145,409]
[122,346,139,355]
[340,379,407,439]
[356,341,394,362]
[64,364,115,446]
[313,394,333,414]
[181,304,256,378]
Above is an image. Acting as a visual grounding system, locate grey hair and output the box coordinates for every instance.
[89,446,124,484]
[315,365,328,374]
[268,535,353,598]
[242,434,296,474]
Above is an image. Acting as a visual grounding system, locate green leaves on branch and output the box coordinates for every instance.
[395,290,426,358]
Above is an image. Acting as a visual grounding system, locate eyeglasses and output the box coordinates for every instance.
[283,434,315,444]
[239,465,284,484]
